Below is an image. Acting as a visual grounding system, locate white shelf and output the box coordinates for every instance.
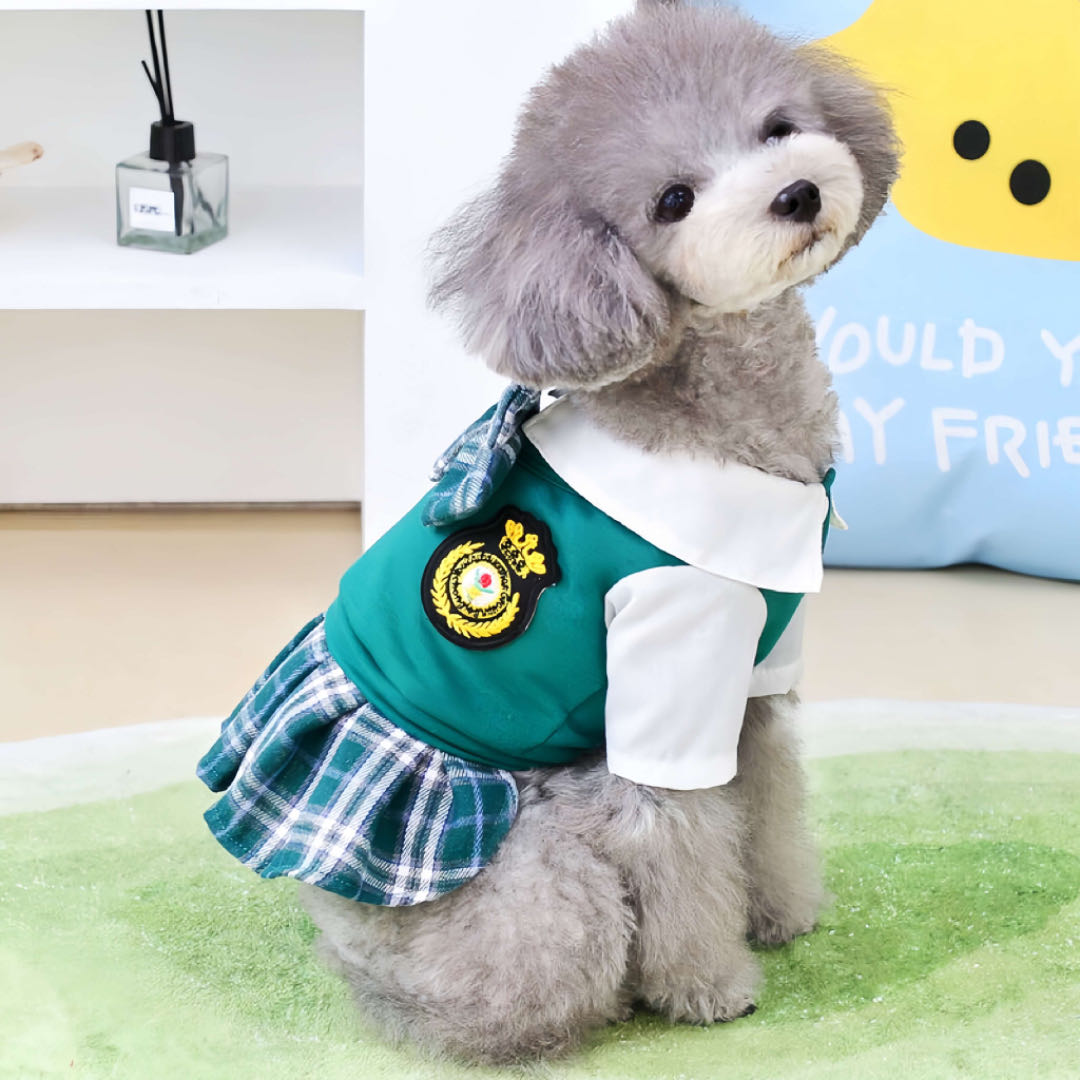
[0,185,364,310]
[0,1,369,9]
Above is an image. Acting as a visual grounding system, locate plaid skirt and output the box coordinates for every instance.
[197,616,518,906]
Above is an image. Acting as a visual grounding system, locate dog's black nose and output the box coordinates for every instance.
[770,179,821,224]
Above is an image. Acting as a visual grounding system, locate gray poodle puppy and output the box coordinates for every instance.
[302,0,898,1064]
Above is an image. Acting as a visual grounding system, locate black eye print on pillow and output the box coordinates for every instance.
[1009,159,1051,206]
[953,119,1051,205]
[953,120,990,161]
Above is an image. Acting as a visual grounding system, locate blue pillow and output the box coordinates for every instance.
[732,0,1080,581]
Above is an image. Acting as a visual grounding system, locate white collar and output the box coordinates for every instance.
[523,396,828,593]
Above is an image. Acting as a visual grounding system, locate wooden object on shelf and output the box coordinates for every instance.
[0,141,43,175]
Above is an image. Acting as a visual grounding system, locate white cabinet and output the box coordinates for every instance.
[0,0,631,538]
[0,7,365,310]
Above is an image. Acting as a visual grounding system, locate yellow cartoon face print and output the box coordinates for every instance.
[822,0,1080,261]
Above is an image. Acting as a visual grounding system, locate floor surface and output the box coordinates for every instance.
[5,738,1079,1080]
[1,509,1076,742]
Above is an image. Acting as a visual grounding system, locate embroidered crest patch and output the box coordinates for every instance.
[421,506,561,650]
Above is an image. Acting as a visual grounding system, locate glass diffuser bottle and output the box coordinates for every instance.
[116,10,228,254]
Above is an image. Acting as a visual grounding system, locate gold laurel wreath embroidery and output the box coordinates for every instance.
[430,541,520,639]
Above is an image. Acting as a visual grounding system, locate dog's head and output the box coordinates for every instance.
[430,0,899,389]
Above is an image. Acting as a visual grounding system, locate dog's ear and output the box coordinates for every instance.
[802,47,901,245]
[429,182,671,389]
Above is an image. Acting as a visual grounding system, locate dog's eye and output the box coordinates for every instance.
[654,184,695,224]
[763,118,799,142]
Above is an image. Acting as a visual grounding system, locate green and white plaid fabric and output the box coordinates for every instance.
[420,383,542,527]
[197,616,519,906]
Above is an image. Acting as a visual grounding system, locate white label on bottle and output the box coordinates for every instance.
[129,187,175,232]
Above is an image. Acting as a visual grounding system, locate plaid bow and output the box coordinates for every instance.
[420,383,542,527]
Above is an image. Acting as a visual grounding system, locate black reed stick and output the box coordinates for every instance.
[140,9,184,237]
[141,59,167,121]
[157,10,175,121]
[145,10,165,114]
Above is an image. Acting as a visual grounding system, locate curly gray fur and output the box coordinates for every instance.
[305,0,898,1064]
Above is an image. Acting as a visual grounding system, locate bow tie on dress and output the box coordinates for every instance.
[420,384,542,527]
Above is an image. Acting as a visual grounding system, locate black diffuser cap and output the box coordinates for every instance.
[150,119,195,163]
[141,13,194,163]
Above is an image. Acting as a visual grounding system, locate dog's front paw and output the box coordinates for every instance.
[748,906,816,946]
[643,953,761,1025]
[748,888,825,946]
[746,856,827,947]
[608,1001,636,1025]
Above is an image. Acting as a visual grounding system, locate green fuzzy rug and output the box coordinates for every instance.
[2,747,1079,1080]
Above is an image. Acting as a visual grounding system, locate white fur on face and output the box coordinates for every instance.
[661,133,864,314]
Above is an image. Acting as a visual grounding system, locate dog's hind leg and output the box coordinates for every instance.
[300,770,634,1066]
[736,694,826,946]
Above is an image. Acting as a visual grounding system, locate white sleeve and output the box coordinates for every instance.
[603,565,767,790]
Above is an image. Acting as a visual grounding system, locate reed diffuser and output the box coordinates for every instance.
[116,10,228,253]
